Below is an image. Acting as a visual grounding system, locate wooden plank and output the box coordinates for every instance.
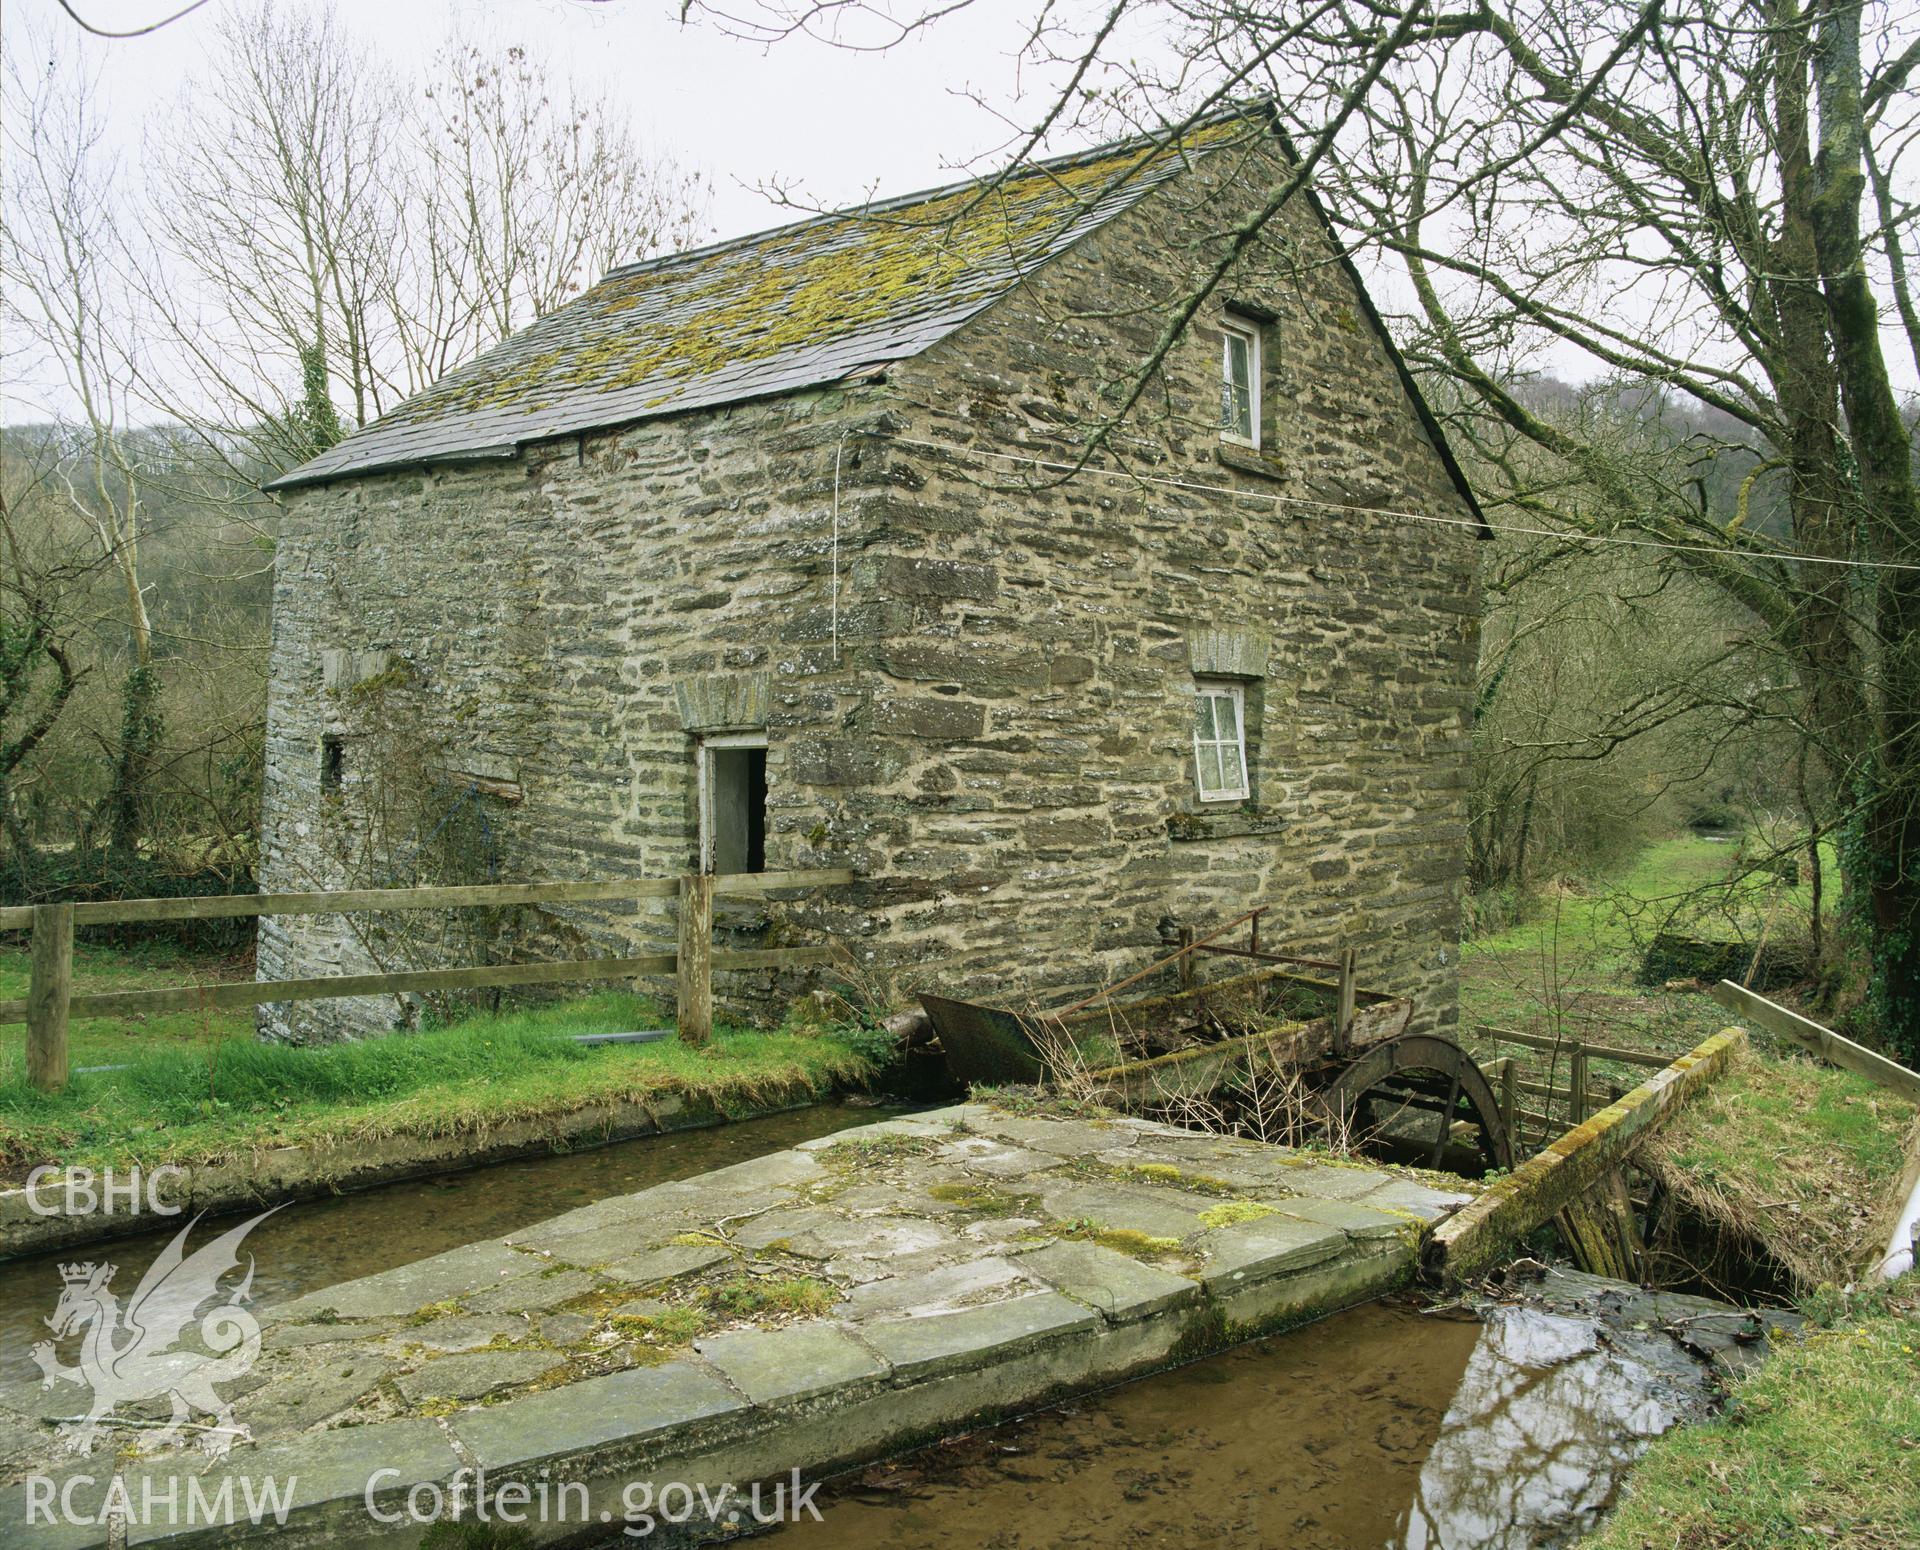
[0,867,855,932]
[1424,1028,1746,1286]
[677,873,715,1047]
[1710,980,1920,1103]
[0,944,831,1023]
[1473,1025,1674,1068]
[713,868,855,896]
[1336,946,1357,1053]
[26,903,73,1093]
[1513,1079,1617,1119]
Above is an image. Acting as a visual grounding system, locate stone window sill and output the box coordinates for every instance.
[1216,443,1289,483]
[1167,809,1286,842]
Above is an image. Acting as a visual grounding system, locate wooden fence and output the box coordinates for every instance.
[1,868,854,1092]
[1709,980,1920,1103]
[1473,1024,1676,1156]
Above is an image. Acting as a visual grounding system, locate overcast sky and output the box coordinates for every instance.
[6,0,1056,241]
[5,0,1915,424]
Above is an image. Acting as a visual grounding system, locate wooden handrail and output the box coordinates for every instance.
[0,867,853,931]
[1473,1023,1674,1070]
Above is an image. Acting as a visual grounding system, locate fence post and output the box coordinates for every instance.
[1498,1056,1518,1143]
[1335,946,1356,1053]
[676,873,714,1047]
[27,902,73,1093]
[1570,1046,1590,1126]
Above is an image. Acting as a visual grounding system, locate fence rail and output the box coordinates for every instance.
[1474,1023,1677,1155]
[5,868,854,1092]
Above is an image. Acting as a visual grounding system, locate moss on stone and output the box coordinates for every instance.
[1198,1200,1278,1229]
[822,1131,939,1165]
[926,1180,1037,1217]
[705,1274,837,1319]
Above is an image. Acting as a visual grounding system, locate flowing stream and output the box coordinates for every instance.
[765,1298,1699,1550]
[3,1105,1728,1547]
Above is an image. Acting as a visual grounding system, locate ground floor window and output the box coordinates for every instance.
[698,732,767,874]
[1192,679,1250,801]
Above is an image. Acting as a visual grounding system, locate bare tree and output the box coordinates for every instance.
[0,41,162,858]
[144,3,709,476]
[684,0,1920,1055]
[407,40,708,379]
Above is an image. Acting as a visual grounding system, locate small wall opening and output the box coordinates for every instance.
[320,734,345,794]
[700,735,767,874]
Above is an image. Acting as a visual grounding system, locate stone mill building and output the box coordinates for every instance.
[257,107,1488,1043]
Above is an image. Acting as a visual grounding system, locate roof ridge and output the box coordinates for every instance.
[602,103,1273,284]
[265,102,1275,491]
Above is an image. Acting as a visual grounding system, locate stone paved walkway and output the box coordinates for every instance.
[0,1102,1476,1549]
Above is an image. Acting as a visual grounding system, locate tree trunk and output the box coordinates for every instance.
[1810,0,1920,1058]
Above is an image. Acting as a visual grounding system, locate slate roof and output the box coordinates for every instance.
[267,121,1251,490]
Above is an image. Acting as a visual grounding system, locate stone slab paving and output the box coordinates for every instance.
[0,1103,1475,1548]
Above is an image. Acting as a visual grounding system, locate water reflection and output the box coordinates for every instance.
[1401,1308,1681,1547]
[767,1301,1701,1550]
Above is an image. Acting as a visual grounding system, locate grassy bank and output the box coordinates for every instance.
[1461,831,1916,1288]
[1460,833,1787,1059]
[0,977,877,1178]
[1479,838,1920,1548]
[0,937,257,1070]
[1647,1046,1918,1290]
[1584,1279,1920,1550]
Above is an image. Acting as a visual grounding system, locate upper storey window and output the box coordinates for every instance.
[1220,317,1260,448]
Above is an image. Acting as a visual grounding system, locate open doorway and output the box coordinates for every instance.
[698,732,767,874]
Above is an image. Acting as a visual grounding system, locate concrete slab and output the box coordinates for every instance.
[596,1242,733,1287]
[394,1348,564,1403]
[1195,1218,1349,1290]
[935,1136,1055,1178]
[1274,1161,1400,1201]
[837,1256,1037,1319]
[274,1239,542,1320]
[1035,1178,1217,1241]
[1362,1177,1475,1220]
[394,1314,527,1353]
[858,1291,1102,1380]
[451,1361,746,1472]
[1271,1195,1410,1241]
[0,1461,114,1550]
[124,1418,459,1545]
[979,1115,1140,1157]
[0,1103,1483,1548]
[1014,1239,1202,1323]
[695,1322,888,1405]
[464,1267,601,1312]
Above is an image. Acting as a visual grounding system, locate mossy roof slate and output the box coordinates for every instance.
[267,122,1248,490]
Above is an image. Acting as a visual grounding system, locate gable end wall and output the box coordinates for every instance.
[257,141,1478,1041]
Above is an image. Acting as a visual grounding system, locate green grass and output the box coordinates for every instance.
[1460,833,1833,1078]
[1648,1046,1917,1287]
[706,1275,836,1319]
[0,938,257,1070]
[0,984,874,1176]
[1464,831,1915,1285]
[1582,1281,1920,1550]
